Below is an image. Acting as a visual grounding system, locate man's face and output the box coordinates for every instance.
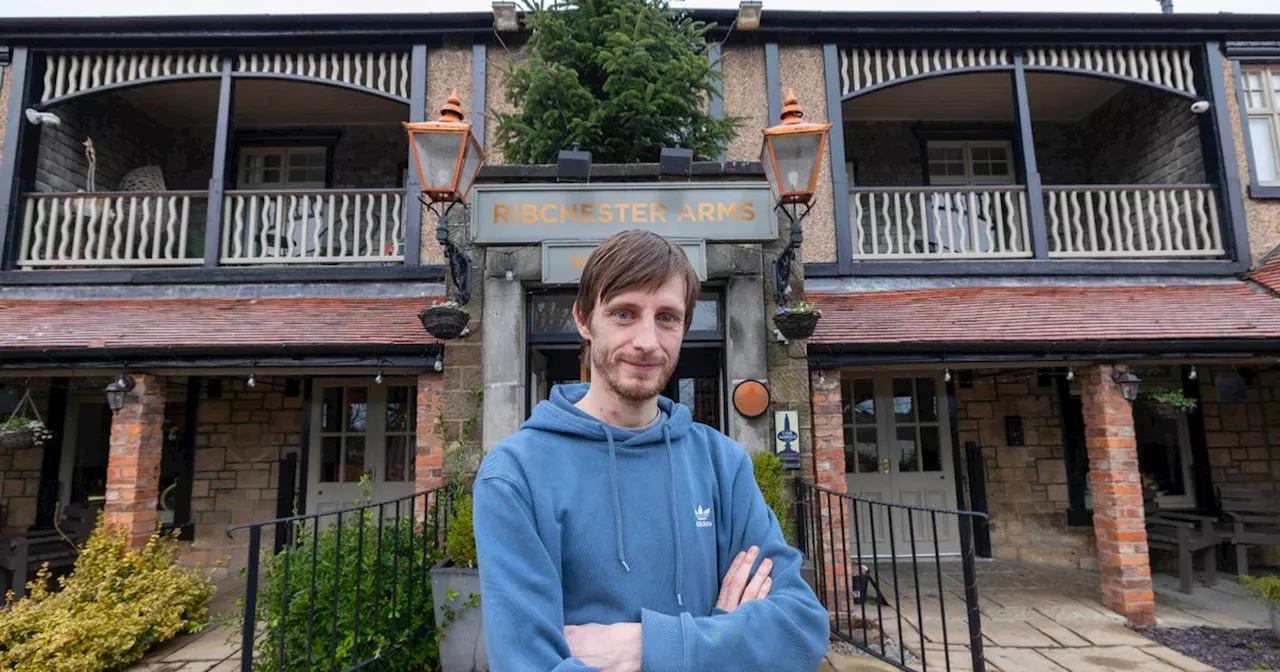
[575,274,687,403]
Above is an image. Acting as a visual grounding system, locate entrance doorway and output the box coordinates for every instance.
[307,379,417,514]
[59,395,112,512]
[841,373,960,556]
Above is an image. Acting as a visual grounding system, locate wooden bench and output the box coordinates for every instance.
[0,505,97,601]
[1144,490,1220,594]
[1219,488,1280,577]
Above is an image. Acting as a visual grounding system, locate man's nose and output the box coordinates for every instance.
[630,315,660,351]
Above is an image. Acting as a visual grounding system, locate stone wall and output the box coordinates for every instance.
[1077,84,1205,185]
[35,95,175,193]
[0,379,53,535]
[954,371,1097,570]
[330,124,406,190]
[1196,365,1280,491]
[181,375,302,575]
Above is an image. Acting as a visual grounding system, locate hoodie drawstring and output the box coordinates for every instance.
[605,427,631,573]
[663,425,684,608]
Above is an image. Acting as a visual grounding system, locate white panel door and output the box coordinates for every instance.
[308,380,417,515]
[843,374,959,558]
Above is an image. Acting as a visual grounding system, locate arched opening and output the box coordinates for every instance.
[21,77,411,269]
[839,70,1221,260]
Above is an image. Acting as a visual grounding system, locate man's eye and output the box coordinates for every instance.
[614,310,632,320]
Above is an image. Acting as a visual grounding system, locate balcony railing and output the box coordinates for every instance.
[1044,185,1223,259]
[220,189,405,265]
[850,184,1225,261]
[850,186,1031,259]
[18,192,207,268]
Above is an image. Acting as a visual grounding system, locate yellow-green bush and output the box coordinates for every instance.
[752,449,797,547]
[0,518,215,672]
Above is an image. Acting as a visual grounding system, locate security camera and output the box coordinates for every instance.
[24,109,61,126]
[1190,100,1210,114]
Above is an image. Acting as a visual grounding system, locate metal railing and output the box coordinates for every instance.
[795,479,988,672]
[220,189,405,265]
[225,486,455,672]
[18,191,208,268]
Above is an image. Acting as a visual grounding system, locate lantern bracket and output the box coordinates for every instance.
[420,196,472,305]
[772,200,813,307]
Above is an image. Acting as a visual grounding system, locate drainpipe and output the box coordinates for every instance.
[1159,0,1173,13]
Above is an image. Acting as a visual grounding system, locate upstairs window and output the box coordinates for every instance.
[925,140,1015,186]
[1243,65,1280,190]
[237,147,328,189]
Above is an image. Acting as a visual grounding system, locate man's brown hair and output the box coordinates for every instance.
[575,229,700,331]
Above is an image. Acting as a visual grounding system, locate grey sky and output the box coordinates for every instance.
[3,0,1277,18]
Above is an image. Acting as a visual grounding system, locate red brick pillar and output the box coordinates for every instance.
[811,370,849,624]
[415,372,445,519]
[105,373,165,550]
[1082,364,1155,626]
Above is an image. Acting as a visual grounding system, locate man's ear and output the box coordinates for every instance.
[572,301,592,341]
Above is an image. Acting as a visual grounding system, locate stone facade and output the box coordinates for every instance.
[1197,365,1280,490]
[181,376,301,574]
[954,371,1096,570]
[0,379,52,535]
[330,125,406,190]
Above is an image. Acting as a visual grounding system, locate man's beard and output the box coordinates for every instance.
[590,342,677,402]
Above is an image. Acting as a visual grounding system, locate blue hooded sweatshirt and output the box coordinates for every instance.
[472,382,830,671]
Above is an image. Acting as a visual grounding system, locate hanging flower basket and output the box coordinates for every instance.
[419,301,471,340]
[773,302,821,340]
[1,389,54,450]
[1143,387,1197,419]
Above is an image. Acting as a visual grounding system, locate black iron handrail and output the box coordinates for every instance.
[795,478,988,672]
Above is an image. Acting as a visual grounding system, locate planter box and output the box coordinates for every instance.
[431,561,488,672]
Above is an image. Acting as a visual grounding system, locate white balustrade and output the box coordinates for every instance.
[1044,185,1223,258]
[18,192,205,268]
[219,190,405,264]
[850,187,1031,259]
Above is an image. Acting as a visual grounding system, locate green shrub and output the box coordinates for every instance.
[1240,574,1280,608]
[243,502,445,672]
[752,449,797,547]
[0,518,215,672]
[444,492,478,569]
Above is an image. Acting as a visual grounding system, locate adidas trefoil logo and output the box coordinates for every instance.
[694,505,713,528]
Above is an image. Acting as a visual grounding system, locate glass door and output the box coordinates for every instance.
[308,380,417,514]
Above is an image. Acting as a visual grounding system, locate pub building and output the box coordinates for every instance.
[0,5,1279,630]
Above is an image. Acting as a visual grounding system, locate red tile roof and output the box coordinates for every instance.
[1249,253,1280,295]
[0,297,441,351]
[808,282,1280,345]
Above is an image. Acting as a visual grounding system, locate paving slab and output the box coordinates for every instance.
[983,647,1069,671]
[1138,645,1221,672]
[1063,621,1157,646]
[1026,617,1092,647]
[1039,645,1183,672]
[981,620,1060,648]
[159,627,239,663]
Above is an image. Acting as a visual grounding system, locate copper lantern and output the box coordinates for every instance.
[760,88,831,205]
[404,89,486,204]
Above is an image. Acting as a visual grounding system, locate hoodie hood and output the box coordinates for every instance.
[523,382,693,606]
[523,382,694,444]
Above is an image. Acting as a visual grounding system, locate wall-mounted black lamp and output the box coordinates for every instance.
[1112,369,1142,402]
[104,374,136,412]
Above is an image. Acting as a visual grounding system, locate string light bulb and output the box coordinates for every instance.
[1188,365,1198,381]
[375,370,384,384]
[433,359,443,372]
[944,368,952,383]
[505,269,515,282]
[1066,367,1075,381]
[246,371,256,388]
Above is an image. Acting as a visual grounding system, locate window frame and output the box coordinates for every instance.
[924,140,1017,187]
[236,146,331,190]
[1235,61,1280,199]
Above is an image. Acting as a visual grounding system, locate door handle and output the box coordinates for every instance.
[880,457,891,474]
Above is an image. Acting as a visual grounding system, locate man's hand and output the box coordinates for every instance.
[715,545,773,613]
[564,623,642,672]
